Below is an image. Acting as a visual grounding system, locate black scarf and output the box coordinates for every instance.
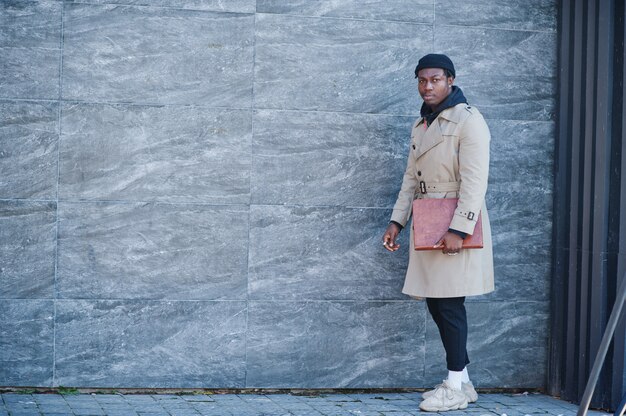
[420,86,468,126]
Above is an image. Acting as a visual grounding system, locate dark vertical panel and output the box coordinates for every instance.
[564,0,584,398]
[549,0,571,397]
[614,0,626,403]
[552,0,626,410]
[591,0,613,405]
[577,0,597,397]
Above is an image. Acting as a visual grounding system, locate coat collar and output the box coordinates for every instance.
[437,103,467,123]
[413,104,468,160]
[415,103,466,127]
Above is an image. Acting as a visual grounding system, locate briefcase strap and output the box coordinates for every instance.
[416,181,461,195]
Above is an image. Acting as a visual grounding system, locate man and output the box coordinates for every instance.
[382,54,494,412]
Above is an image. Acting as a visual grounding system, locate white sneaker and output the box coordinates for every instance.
[462,381,478,403]
[422,380,478,403]
[422,382,444,400]
[419,379,469,412]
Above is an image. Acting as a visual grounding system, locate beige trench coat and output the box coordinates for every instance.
[390,103,494,298]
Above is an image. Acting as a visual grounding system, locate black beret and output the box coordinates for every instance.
[414,53,456,78]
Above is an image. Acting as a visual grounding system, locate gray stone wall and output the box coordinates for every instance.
[0,0,556,389]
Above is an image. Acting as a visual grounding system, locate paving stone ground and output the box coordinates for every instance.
[0,392,612,416]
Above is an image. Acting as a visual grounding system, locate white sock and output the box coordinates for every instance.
[461,367,470,383]
[447,370,463,391]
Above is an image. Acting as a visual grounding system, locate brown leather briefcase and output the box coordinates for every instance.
[412,198,483,250]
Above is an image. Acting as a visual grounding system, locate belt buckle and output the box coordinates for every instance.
[419,181,427,194]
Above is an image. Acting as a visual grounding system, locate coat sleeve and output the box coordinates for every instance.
[449,109,490,235]
[390,141,419,228]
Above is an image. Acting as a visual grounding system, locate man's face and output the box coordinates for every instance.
[417,68,454,108]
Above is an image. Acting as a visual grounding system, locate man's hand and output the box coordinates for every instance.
[382,223,401,252]
[433,231,463,255]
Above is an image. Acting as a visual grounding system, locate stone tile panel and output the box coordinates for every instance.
[255,13,430,114]
[62,4,254,106]
[485,208,551,301]
[0,1,61,99]
[424,301,549,388]
[246,301,426,387]
[0,201,56,299]
[0,300,54,386]
[65,0,255,13]
[252,109,413,207]
[487,119,554,213]
[437,27,557,121]
[435,0,557,31]
[437,28,556,78]
[55,300,247,388]
[59,103,251,204]
[58,202,248,300]
[0,100,58,199]
[257,0,434,23]
[248,206,409,301]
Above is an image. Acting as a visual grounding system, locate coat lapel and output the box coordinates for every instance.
[415,118,444,160]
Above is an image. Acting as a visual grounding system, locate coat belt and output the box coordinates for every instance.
[415,180,460,195]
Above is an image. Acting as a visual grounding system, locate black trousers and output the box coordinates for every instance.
[426,297,470,372]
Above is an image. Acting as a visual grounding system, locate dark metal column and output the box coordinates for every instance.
[551,0,626,410]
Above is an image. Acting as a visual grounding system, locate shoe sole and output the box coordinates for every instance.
[419,400,469,412]
[422,391,477,403]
